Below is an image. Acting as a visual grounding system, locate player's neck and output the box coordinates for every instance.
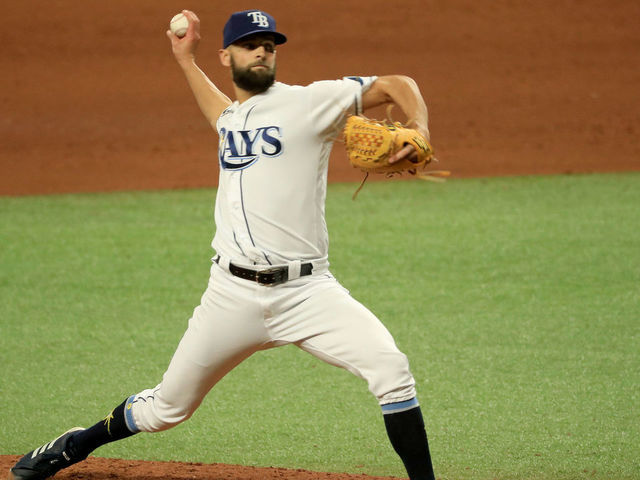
[234,87,254,104]
[233,84,270,104]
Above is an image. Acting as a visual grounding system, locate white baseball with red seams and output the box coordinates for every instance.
[169,13,189,37]
[124,76,418,432]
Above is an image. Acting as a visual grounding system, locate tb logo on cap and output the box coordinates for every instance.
[247,11,269,28]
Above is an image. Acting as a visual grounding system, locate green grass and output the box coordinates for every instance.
[1,173,638,479]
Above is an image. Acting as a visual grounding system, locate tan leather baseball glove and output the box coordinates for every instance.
[343,115,448,198]
[344,115,434,173]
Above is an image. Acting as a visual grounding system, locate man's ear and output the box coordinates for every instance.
[219,48,231,67]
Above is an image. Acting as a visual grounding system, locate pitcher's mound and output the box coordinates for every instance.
[1,456,405,480]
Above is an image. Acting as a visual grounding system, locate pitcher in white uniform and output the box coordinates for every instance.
[9,9,436,480]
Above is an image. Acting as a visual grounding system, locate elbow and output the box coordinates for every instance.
[391,74,417,86]
[363,75,421,111]
[380,74,417,86]
[376,75,419,102]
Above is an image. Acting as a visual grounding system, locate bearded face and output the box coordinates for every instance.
[230,55,276,94]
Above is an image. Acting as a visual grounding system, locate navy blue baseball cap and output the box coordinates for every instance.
[223,10,287,48]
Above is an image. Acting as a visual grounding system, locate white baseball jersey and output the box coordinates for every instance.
[212,76,377,267]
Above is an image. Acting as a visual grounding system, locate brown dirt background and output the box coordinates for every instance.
[1,0,638,478]
[1,0,639,197]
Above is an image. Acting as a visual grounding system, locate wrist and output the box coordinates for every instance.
[409,121,430,141]
[176,55,196,70]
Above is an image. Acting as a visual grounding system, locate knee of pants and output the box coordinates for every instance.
[368,351,417,405]
[127,386,201,433]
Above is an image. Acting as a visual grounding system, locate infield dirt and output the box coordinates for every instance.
[2,0,638,197]
[2,0,639,479]
[1,456,405,480]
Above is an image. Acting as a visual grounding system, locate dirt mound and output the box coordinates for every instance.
[1,456,403,480]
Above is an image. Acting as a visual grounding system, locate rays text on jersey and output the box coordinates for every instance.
[219,126,283,170]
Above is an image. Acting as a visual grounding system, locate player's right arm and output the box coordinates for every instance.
[166,10,232,127]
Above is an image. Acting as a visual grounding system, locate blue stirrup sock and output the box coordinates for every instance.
[382,398,435,480]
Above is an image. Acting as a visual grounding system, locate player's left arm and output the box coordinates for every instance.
[361,75,430,163]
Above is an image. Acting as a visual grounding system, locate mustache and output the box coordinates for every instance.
[249,61,270,69]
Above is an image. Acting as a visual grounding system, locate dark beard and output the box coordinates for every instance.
[230,57,276,94]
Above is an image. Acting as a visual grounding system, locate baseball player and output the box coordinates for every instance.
[9,9,436,480]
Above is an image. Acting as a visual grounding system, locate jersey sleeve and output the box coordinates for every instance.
[307,76,377,136]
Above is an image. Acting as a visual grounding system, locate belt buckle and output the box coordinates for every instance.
[256,267,288,286]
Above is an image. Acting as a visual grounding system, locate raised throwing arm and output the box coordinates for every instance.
[166,10,232,127]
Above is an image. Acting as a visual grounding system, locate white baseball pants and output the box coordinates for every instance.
[125,261,416,433]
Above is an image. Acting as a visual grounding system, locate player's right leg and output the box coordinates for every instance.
[8,428,86,480]
[9,263,268,480]
[124,271,269,433]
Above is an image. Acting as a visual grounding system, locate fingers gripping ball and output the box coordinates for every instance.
[344,116,435,175]
[170,13,189,38]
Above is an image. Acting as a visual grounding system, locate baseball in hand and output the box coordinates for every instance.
[170,13,189,38]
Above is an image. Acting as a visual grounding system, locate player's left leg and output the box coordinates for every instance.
[266,274,435,480]
[381,400,436,480]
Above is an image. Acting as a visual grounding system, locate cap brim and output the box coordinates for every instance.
[225,30,287,48]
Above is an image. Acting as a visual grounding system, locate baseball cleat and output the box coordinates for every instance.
[8,427,86,480]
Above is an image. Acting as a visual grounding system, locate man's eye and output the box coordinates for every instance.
[242,42,275,52]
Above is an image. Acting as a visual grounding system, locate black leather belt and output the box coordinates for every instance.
[216,257,313,286]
